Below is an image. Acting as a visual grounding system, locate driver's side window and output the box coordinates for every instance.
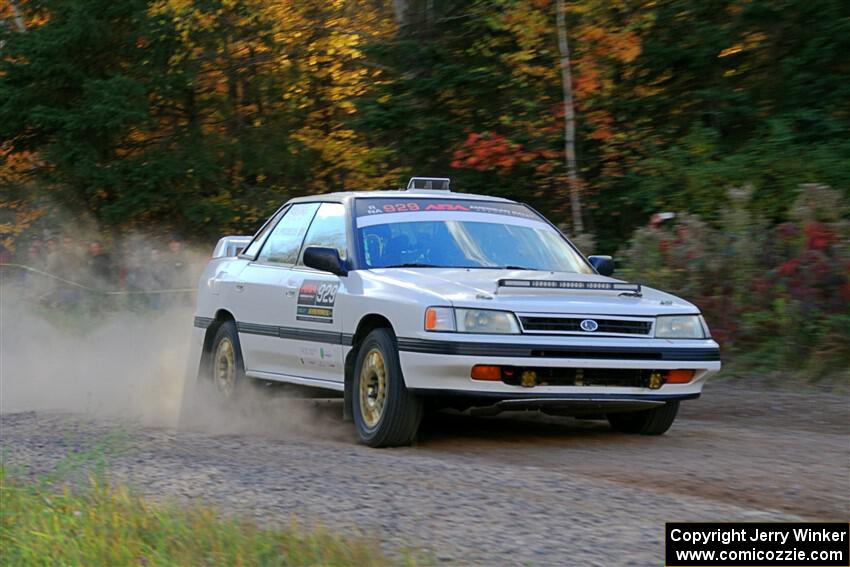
[298,202,347,264]
[257,203,319,265]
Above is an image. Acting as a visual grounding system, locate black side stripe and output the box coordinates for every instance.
[237,322,279,337]
[279,327,344,344]
[236,321,354,346]
[396,338,720,361]
[194,316,214,329]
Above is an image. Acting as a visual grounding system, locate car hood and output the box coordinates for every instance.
[366,268,698,317]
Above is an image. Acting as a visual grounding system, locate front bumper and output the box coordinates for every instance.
[397,334,720,403]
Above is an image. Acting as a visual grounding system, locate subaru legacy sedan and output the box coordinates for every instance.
[187,177,720,447]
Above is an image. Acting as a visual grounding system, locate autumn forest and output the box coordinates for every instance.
[1,0,848,373]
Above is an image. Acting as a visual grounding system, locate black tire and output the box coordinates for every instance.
[207,320,250,401]
[352,328,423,447]
[607,401,679,435]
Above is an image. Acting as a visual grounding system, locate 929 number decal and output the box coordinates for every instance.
[297,280,339,308]
[382,202,420,213]
[315,282,338,306]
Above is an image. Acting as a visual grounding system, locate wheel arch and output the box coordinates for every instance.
[198,309,237,379]
[344,313,395,421]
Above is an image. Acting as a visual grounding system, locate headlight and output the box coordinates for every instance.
[655,315,705,339]
[457,308,520,334]
[424,307,520,334]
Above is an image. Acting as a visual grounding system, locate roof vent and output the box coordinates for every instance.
[407,177,451,191]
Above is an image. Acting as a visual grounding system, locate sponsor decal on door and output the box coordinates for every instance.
[296,280,339,323]
[298,345,339,369]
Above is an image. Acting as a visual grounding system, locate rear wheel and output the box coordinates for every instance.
[209,321,249,401]
[178,320,249,430]
[607,401,679,435]
[353,328,423,447]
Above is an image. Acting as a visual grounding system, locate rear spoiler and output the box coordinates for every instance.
[212,235,252,258]
[498,279,642,296]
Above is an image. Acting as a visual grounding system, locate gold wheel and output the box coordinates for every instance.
[358,348,387,428]
[214,337,237,398]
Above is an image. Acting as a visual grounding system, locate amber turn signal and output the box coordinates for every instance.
[471,365,502,381]
[666,369,696,384]
[425,308,438,330]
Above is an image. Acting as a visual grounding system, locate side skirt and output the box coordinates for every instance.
[245,370,345,393]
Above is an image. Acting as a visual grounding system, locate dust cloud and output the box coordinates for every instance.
[0,285,352,442]
[0,211,353,443]
[0,289,193,427]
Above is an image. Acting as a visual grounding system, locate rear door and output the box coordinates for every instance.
[277,202,348,384]
[232,202,319,374]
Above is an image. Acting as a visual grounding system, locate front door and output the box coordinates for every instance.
[233,202,319,374]
[276,202,349,384]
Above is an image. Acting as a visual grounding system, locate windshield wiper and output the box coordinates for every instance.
[466,265,537,270]
[379,263,539,270]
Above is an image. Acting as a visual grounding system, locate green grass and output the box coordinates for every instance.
[0,467,399,566]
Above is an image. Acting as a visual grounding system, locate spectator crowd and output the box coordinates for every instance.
[9,234,198,310]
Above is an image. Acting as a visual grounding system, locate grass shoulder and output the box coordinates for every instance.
[0,466,407,566]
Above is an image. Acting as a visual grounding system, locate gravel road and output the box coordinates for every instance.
[1,379,848,566]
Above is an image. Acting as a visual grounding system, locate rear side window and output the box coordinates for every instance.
[298,203,347,264]
[241,206,288,259]
[257,203,319,265]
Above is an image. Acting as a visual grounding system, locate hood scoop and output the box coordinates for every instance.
[497,279,642,297]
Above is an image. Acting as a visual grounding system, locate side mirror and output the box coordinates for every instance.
[588,255,615,276]
[303,246,348,277]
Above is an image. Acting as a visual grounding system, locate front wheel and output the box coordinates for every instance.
[607,401,679,435]
[353,328,423,447]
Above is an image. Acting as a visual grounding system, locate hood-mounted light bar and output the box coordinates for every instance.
[498,279,642,296]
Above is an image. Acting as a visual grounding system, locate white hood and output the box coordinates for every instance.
[367,268,698,317]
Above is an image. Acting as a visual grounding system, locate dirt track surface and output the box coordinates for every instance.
[2,379,848,566]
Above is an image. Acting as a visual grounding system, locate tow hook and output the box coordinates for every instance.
[648,371,665,389]
[520,369,538,388]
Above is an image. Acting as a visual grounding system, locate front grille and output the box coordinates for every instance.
[501,367,658,388]
[520,316,652,335]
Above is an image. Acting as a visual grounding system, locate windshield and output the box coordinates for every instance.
[355,198,592,273]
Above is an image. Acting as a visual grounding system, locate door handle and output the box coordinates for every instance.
[234,282,245,292]
[283,278,299,297]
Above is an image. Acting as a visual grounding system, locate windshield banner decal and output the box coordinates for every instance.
[355,198,548,229]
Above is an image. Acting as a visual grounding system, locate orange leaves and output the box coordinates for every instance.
[608,30,641,64]
[574,62,602,98]
[585,110,614,141]
[718,32,768,58]
[451,132,538,173]
[573,27,641,98]
[574,25,641,64]
[0,200,44,252]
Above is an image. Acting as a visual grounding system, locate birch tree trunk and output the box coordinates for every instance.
[393,0,409,25]
[9,0,27,32]
[556,0,583,234]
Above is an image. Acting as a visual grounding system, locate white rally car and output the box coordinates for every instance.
[187,177,720,447]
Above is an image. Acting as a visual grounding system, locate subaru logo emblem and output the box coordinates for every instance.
[580,319,599,332]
